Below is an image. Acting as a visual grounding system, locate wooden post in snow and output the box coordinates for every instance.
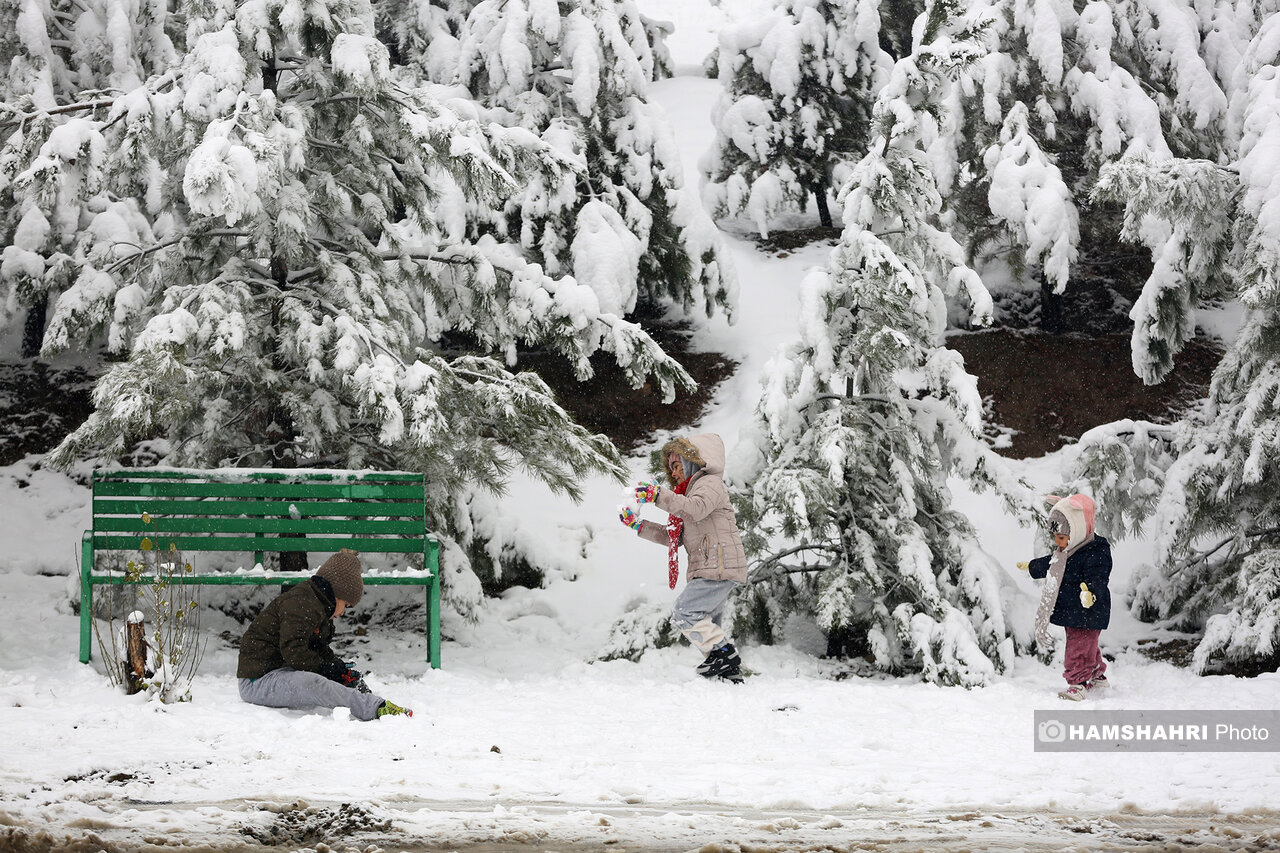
[126,611,147,695]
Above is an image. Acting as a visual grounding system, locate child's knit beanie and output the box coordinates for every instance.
[317,548,364,606]
[1048,509,1071,537]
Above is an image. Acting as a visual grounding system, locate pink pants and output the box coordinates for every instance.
[1063,627,1106,686]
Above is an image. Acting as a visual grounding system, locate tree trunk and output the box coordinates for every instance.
[825,626,871,660]
[268,254,309,573]
[1039,270,1065,334]
[20,296,47,358]
[814,182,833,229]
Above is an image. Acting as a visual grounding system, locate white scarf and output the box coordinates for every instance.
[1034,534,1094,647]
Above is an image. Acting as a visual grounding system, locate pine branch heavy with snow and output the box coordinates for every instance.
[0,0,177,356]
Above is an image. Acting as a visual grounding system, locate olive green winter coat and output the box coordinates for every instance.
[236,577,343,679]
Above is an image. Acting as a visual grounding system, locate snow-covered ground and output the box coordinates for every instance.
[4,485,1280,853]
[4,3,1280,852]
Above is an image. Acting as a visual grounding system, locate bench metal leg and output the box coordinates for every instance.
[79,532,93,663]
[428,575,441,669]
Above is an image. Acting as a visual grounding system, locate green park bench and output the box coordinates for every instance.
[79,468,441,668]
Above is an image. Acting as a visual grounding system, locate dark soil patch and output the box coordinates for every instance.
[1205,653,1280,677]
[1135,637,1280,676]
[949,329,1221,458]
[520,314,737,453]
[1134,637,1199,669]
[0,362,94,466]
[754,225,842,256]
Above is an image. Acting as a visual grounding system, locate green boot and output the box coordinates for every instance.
[377,700,413,718]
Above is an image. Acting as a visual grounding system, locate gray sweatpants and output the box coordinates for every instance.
[238,667,386,721]
[672,578,740,654]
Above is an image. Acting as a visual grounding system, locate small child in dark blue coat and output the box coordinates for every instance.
[1019,493,1112,701]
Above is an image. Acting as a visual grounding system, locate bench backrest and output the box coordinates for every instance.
[90,468,432,558]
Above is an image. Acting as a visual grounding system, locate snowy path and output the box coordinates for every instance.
[5,796,1279,851]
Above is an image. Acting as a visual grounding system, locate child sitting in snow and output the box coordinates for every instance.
[1019,494,1112,701]
[236,549,413,720]
[619,433,749,682]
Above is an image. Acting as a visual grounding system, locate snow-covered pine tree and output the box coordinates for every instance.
[701,0,894,236]
[0,0,176,356]
[443,0,734,318]
[734,0,1036,687]
[1078,5,1280,671]
[17,0,697,616]
[948,0,1232,336]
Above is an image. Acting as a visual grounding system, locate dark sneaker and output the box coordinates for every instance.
[697,643,742,679]
[377,700,413,718]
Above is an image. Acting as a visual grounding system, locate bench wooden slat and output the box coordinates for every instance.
[96,470,425,483]
[90,534,434,553]
[91,498,428,518]
[90,573,434,586]
[92,480,427,500]
[92,516,426,536]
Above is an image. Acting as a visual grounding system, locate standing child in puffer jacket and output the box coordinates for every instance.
[1019,493,1112,701]
[619,433,748,683]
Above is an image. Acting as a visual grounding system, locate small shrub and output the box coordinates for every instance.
[93,514,206,702]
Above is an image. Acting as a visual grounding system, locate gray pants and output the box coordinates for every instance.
[672,578,740,654]
[238,667,386,721]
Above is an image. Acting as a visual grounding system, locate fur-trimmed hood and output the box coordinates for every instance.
[660,434,725,486]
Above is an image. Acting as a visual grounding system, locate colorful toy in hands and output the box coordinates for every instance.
[618,505,641,531]
[634,480,659,504]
